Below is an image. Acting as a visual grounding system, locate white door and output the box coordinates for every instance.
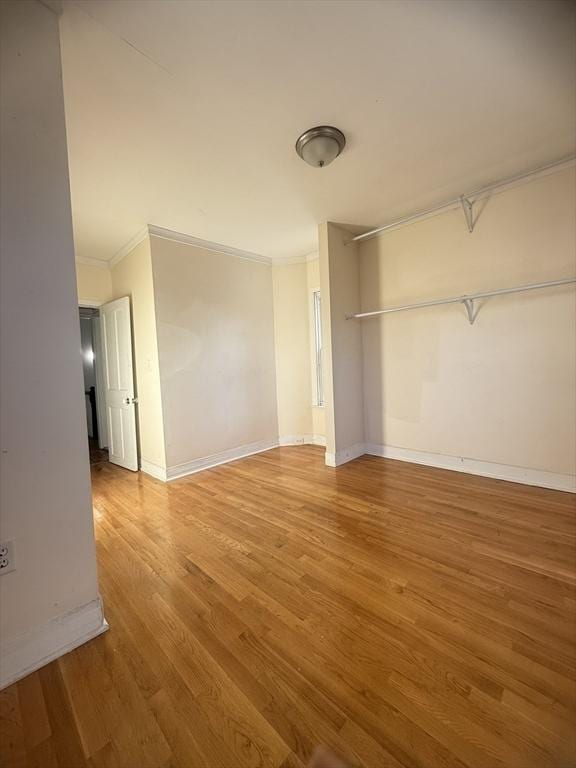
[101,297,138,471]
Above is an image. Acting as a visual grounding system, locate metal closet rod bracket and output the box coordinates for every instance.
[460,196,475,233]
[345,156,575,245]
[346,277,576,324]
[462,297,479,324]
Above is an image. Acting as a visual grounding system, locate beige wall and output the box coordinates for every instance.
[75,261,113,305]
[360,168,576,479]
[320,223,365,465]
[150,236,278,473]
[111,239,166,472]
[0,0,103,686]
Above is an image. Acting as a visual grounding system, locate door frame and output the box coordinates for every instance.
[92,315,108,449]
[79,302,108,450]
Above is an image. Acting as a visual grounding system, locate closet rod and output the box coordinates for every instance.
[347,156,576,244]
[346,277,576,324]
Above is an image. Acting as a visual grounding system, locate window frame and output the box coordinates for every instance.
[312,289,324,407]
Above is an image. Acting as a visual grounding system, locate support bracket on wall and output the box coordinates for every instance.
[461,298,479,324]
[460,196,475,233]
[347,157,575,246]
[346,277,576,323]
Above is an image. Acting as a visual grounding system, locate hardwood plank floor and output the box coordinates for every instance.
[1,446,575,767]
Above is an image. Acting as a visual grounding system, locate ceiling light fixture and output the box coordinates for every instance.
[295,126,346,168]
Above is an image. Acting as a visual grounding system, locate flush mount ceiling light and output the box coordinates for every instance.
[295,126,346,168]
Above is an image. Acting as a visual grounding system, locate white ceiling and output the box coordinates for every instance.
[59,0,576,262]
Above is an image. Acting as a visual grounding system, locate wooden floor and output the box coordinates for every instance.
[2,447,575,768]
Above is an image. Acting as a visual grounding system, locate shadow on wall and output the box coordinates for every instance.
[360,240,385,452]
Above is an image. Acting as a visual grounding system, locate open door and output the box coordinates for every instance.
[100,297,138,471]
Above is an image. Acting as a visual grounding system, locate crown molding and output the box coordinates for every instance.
[272,251,319,266]
[147,224,271,265]
[109,227,149,269]
[272,256,305,265]
[96,223,276,272]
[75,256,110,269]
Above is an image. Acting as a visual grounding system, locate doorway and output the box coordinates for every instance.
[79,306,108,467]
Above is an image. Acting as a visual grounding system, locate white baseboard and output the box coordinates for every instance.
[325,442,366,467]
[279,434,326,447]
[140,459,167,482]
[164,435,327,482]
[153,436,573,493]
[166,438,279,481]
[0,597,108,690]
[365,443,576,493]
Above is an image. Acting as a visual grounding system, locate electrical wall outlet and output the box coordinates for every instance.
[0,540,15,575]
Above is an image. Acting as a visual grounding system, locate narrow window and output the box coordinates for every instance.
[313,290,324,406]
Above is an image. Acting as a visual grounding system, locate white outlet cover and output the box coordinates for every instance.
[0,540,15,575]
